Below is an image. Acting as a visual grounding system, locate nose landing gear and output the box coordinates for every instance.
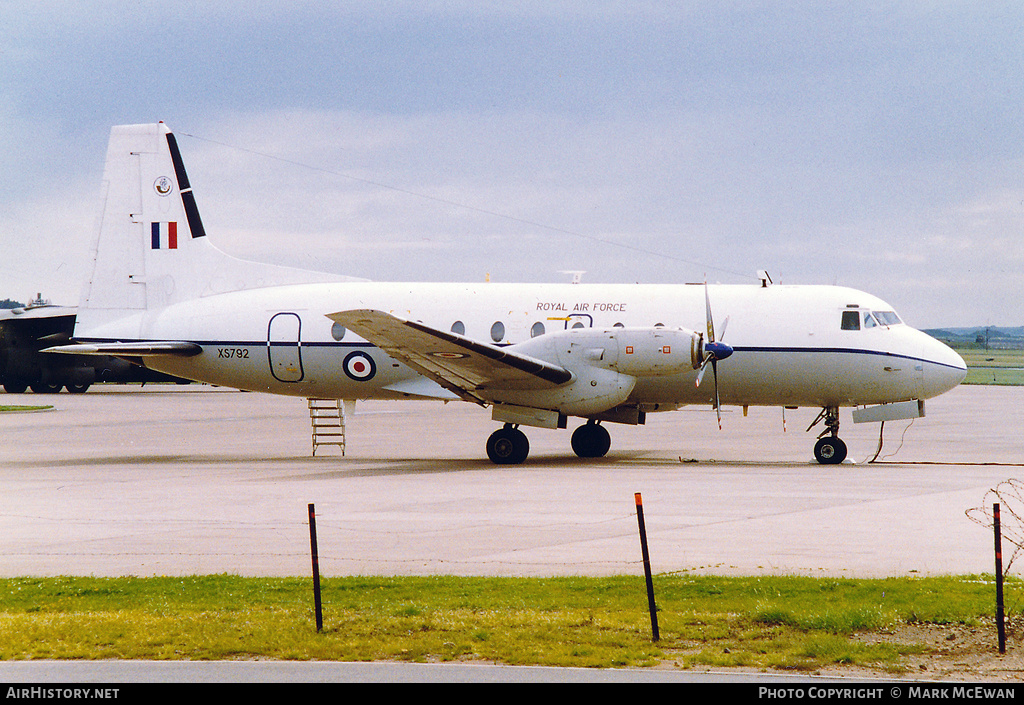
[809,406,848,465]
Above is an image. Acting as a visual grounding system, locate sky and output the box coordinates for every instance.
[1,1,1022,329]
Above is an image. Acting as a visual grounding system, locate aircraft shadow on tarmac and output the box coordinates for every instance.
[278,451,847,480]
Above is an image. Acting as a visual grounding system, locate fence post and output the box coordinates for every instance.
[634,492,660,642]
[309,503,323,633]
[994,503,1005,654]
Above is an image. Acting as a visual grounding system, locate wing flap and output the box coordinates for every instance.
[327,309,572,404]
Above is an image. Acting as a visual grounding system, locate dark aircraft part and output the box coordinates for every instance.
[0,307,188,393]
[571,420,612,458]
[486,424,530,464]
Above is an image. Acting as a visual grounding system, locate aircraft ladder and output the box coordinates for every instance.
[307,398,347,456]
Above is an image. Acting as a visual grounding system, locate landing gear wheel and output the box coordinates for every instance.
[571,421,611,458]
[66,383,91,394]
[30,382,63,394]
[486,425,530,465]
[814,437,847,465]
[3,380,28,394]
[809,405,846,465]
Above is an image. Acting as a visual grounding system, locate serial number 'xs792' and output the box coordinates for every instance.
[217,347,250,359]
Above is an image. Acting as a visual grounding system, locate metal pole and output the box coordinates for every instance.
[994,503,1005,654]
[634,493,660,642]
[309,503,323,633]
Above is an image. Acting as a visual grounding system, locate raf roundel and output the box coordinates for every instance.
[343,351,376,381]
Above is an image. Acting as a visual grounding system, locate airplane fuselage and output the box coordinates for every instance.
[92,280,965,412]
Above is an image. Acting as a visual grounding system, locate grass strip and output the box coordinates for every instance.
[954,347,1024,386]
[0,574,1018,673]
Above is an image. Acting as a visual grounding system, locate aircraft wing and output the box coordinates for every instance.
[43,341,203,357]
[327,309,573,404]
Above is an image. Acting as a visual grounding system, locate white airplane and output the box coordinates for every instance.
[48,123,968,464]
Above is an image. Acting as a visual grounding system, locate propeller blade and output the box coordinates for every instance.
[704,280,715,342]
[695,353,710,387]
[712,359,722,430]
[702,279,728,430]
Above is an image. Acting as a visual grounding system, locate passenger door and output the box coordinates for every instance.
[268,312,304,382]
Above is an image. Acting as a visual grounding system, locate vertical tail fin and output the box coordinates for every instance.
[75,123,355,337]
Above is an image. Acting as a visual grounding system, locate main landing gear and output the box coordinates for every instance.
[486,424,530,465]
[570,420,611,459]
[809,406,848,465]
[486,420,612,464]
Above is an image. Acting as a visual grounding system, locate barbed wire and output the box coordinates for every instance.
[966,478,1024,574]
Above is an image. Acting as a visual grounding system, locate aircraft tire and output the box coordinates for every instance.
[66,382,91,394]
[486,426,530,465]
[571,422,611,459]
[30,382,63,394]
[814,437,847,465]
[3,379,28,394]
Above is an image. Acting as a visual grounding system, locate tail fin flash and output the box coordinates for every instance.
[164,130,207,241]
[76,123,353,336]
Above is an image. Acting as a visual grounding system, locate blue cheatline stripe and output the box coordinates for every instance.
[733,348,962,375]
[74,338,965,372]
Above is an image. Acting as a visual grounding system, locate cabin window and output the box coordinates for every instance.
[451,321,466,336]
[841,311,860,330]
[490,321,505,342]
[331,322,347,341]
[531,321,545,338]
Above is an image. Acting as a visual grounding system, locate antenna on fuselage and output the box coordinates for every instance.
[559,270,585,285]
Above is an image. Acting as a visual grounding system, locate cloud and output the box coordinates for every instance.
[1,2,1021,328]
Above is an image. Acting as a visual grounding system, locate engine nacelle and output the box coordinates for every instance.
[488,363,636,416]
[603,327,704,377]
[513,325,704,378]
[494,325,705,416]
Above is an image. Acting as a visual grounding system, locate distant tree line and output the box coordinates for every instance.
[0,298,25,309]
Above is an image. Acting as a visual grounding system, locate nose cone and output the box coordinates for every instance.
[919,333,968,399]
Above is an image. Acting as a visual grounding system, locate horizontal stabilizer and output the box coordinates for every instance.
[43,341,202,357]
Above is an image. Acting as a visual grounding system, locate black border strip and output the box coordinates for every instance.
[165,131,207,239]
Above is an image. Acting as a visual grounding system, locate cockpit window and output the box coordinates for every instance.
[842,309,902,331]
[874,311,902,326]
[841,311,860,330]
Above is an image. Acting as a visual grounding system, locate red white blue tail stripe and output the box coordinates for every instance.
[151,222,178,249]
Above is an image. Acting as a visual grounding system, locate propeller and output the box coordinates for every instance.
[695,281,733,429]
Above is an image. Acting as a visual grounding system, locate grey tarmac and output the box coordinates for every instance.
[1,384,1019,578]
